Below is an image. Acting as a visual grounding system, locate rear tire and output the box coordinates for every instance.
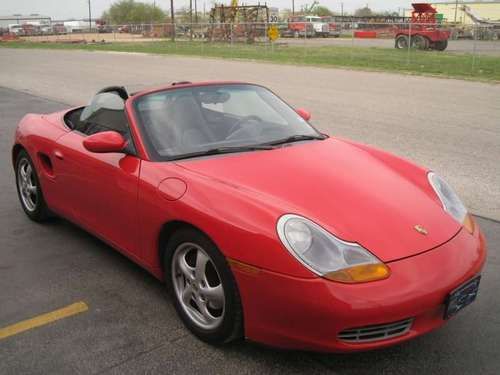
[395,35,409,49]
[164,228,243,344]
[15,150,51,222]
[434,40,448,51]
[412,35,430,50]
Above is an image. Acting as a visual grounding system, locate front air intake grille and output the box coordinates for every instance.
[338,318,413,343]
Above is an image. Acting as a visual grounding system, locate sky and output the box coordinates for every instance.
[0,0,413,20]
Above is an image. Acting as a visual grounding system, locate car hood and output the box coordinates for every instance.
[175,138,461,262]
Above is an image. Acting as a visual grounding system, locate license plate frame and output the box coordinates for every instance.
[444,275,481,320]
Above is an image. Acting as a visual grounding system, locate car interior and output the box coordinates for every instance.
[135,86,298,157]
[64,86,136,153]
[64,84,315,159]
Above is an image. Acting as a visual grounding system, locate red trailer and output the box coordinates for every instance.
[395,3,450,51]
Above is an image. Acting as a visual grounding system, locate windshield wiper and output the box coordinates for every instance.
[269,134,327,146]
[170,144,275,161]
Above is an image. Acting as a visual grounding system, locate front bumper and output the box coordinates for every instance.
[231,226,486,352]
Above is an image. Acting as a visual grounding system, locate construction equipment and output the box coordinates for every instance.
[208,3,269,43]
[394,3,451,51]
[461,5,500,40]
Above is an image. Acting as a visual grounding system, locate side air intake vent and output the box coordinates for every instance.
[338,318,413,343]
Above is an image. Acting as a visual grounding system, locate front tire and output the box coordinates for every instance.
[15,150,51,222]
[164,228,243,344]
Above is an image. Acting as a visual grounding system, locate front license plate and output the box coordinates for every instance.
[444,275,481,319]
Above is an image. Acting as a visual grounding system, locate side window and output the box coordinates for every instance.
[79,92,129,136]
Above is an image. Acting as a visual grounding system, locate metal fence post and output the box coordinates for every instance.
[230,23,233,54]
[407,21,412,66]
[472,24,478,74]
[350,20,354,62]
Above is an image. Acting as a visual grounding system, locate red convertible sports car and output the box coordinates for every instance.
[13,82,486,352]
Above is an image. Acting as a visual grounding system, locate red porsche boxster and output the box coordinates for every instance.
[12,82,486,352]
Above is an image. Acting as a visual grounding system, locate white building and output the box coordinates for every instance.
[0,14,51,29]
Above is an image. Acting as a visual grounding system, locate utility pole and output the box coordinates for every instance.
[189,0,193,40]
[341,3,344,18]
[170,0,175,41]
[195,0,198,23]
[190,0,193,24]
[454,0,459,24]
[88,0,92,32]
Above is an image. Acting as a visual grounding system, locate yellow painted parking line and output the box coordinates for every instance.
[0,301,88,340]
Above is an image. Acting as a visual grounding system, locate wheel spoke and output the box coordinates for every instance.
[181,284,194,305]
[197,299,217,324]
[27,184,37,194]
[194,250,209,284]
[201,284,224,309]
[178,255,195,281]
[20,165,28,181]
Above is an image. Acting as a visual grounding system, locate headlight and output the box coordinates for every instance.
[277,214,390,283]
[427,172,474,233]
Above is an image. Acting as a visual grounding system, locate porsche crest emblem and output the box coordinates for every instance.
[414,225,428,235]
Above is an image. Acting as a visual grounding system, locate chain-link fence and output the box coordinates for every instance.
[14,21,500,79]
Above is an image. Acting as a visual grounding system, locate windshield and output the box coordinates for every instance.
[133,84,320,160]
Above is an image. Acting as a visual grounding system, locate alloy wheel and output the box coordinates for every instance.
[171,242,225,330]
[17,158,38,212]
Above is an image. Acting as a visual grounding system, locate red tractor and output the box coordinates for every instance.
[395,3,450,51]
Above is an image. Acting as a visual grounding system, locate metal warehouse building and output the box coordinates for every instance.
[0,14,51,29]
[429,1,500,24]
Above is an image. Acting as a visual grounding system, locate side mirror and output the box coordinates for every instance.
[296,108,311,121]
[83,131,127,153]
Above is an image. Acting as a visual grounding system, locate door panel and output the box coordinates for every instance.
[54,131,140,257]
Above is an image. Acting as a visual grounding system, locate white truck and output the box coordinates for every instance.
[305,15,329,37]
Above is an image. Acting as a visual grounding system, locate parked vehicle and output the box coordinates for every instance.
[52,23,67,35]
[118,25,130,33]
[305,15,329,37]
[320,16,341,37]
[394,3,450,51]
[8,24,23,35]
[13,81,486,352]
[282,16,315,38]
[96,19,112,33]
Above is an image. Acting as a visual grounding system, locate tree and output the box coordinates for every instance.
[301,1,319,15]
[354,6,373,17]
[301,2,333,16]
[102,0,166,24]
[314,6,333,17]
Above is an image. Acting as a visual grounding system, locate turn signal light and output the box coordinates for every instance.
[324,263,391,284]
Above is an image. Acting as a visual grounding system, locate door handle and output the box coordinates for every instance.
[54,150,64,160]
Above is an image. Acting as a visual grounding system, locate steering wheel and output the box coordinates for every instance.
[227,115,263,138]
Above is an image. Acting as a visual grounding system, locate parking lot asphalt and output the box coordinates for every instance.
[0,48,499,221]
[1,87,500,374]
